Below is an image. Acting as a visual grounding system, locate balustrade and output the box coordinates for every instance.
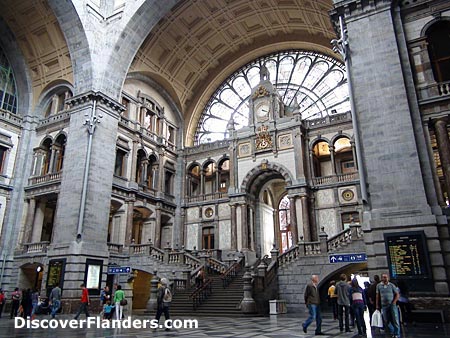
[23,241,49,254]
[312,172,359,186]
[28,172,62,185]
[107,243,123,254]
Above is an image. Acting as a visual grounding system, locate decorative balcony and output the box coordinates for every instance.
[28,172,62,186]
[418,81,450,103]
[186,192,228,203]
[107,243,124,254]
[22,241,50,254]
[311,172,359,186]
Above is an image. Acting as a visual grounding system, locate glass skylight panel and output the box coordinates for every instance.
[196,50,348,144]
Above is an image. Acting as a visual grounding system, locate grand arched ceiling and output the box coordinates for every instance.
[0,0,73,109]
[130,0,337,145]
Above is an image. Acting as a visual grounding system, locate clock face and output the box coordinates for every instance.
[255,101,270,121]
[204,207,214,218]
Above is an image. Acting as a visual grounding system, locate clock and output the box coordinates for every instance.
[255,100,270,122]
[204,207,214,218]
[342,189,355,202]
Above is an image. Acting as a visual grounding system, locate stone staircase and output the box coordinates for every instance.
[170,271,244,317]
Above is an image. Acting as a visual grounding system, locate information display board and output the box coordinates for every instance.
[384,231,431,279]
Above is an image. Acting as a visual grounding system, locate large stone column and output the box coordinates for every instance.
[241,203,248,250]
[301,195,310,242]
[434,118,450,201]
[331,2,447,294]
[230,203,237,250]
[22,198,36,244]
[155,206,162,248]
[288,196,298,245]
[329,145,336,175]
[31,200,45,242]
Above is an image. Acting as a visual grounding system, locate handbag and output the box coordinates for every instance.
[371,309,383,328]
[120,299,127,306]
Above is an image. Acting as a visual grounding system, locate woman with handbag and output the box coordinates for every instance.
[114,285,126,320]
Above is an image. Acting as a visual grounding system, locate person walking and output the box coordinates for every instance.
[367,275,380,321]
[0,289,5,318]
[155,278,172,331]
[302,275,324,335]
[327,280,338,320]
[30,289,39,319]
[114,285,125,320]
[335,273,352,333]
[9,287,21,318]
[49,285,62,318]
[349,278,367,336]
[74,283,90,319]
[376,273,400,338]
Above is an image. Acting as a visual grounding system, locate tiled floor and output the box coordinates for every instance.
[0,311,448,337]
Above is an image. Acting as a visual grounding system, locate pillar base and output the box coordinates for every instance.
[241,298,256,314]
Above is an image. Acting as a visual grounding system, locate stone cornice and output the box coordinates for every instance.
[330,0,393,24]
[66,91,125,114]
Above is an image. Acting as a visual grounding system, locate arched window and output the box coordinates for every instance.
[136,149,147,184]
[196,50,348,144]
[312,141,331,177]
[333,137,355,174]
[218,159,230,193]
[187,164,201,196]
[278,195,292,253]
[53,134,66,172]
[202,227,215,250]
[147,154,158,189]
[0,47,17,114]
[44,89,72,117]
[426,21,450,83]
[41,138,52,175]
[203,161,216,194]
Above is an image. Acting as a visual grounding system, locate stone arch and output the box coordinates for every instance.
[240,161,294,196]
[35,81,74,118]
[103,0,180,98]
[47,0,91,95]
[330,132,353,145]
[420,16,450,38]
[309,136,331,150]
[125,72,183,126]
[0,17,32,115]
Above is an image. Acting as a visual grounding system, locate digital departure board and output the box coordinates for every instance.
[384,231,431,279]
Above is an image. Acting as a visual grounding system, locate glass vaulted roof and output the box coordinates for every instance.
[195,50,349,144]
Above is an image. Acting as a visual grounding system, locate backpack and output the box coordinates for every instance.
[163,287,172,302]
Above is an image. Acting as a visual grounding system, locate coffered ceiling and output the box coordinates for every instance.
[0,0,73,107]
[130,0,337,144]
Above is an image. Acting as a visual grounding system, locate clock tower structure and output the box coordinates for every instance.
[249,65,284,127]
[249,65,284,152]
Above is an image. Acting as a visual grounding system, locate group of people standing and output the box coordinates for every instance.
[303,273,403,338]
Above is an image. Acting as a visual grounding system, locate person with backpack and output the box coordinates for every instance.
[155,278,172,330]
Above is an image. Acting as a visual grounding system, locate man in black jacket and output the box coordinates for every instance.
[302,275,324,335]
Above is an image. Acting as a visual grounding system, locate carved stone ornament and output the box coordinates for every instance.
[255,125,272,150]
[342,189,355,202]
[252,85,269,99]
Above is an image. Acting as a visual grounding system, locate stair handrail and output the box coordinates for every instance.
[189,265,204,287]
[220,256,244,288]
[184,252,202,270]
[189,278,213,310]
[207,257,227,274]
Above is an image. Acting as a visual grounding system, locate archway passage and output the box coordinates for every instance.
[132,270,153,310]
[244,166,292,258]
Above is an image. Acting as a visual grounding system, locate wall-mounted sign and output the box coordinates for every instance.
[384,231,431,279]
